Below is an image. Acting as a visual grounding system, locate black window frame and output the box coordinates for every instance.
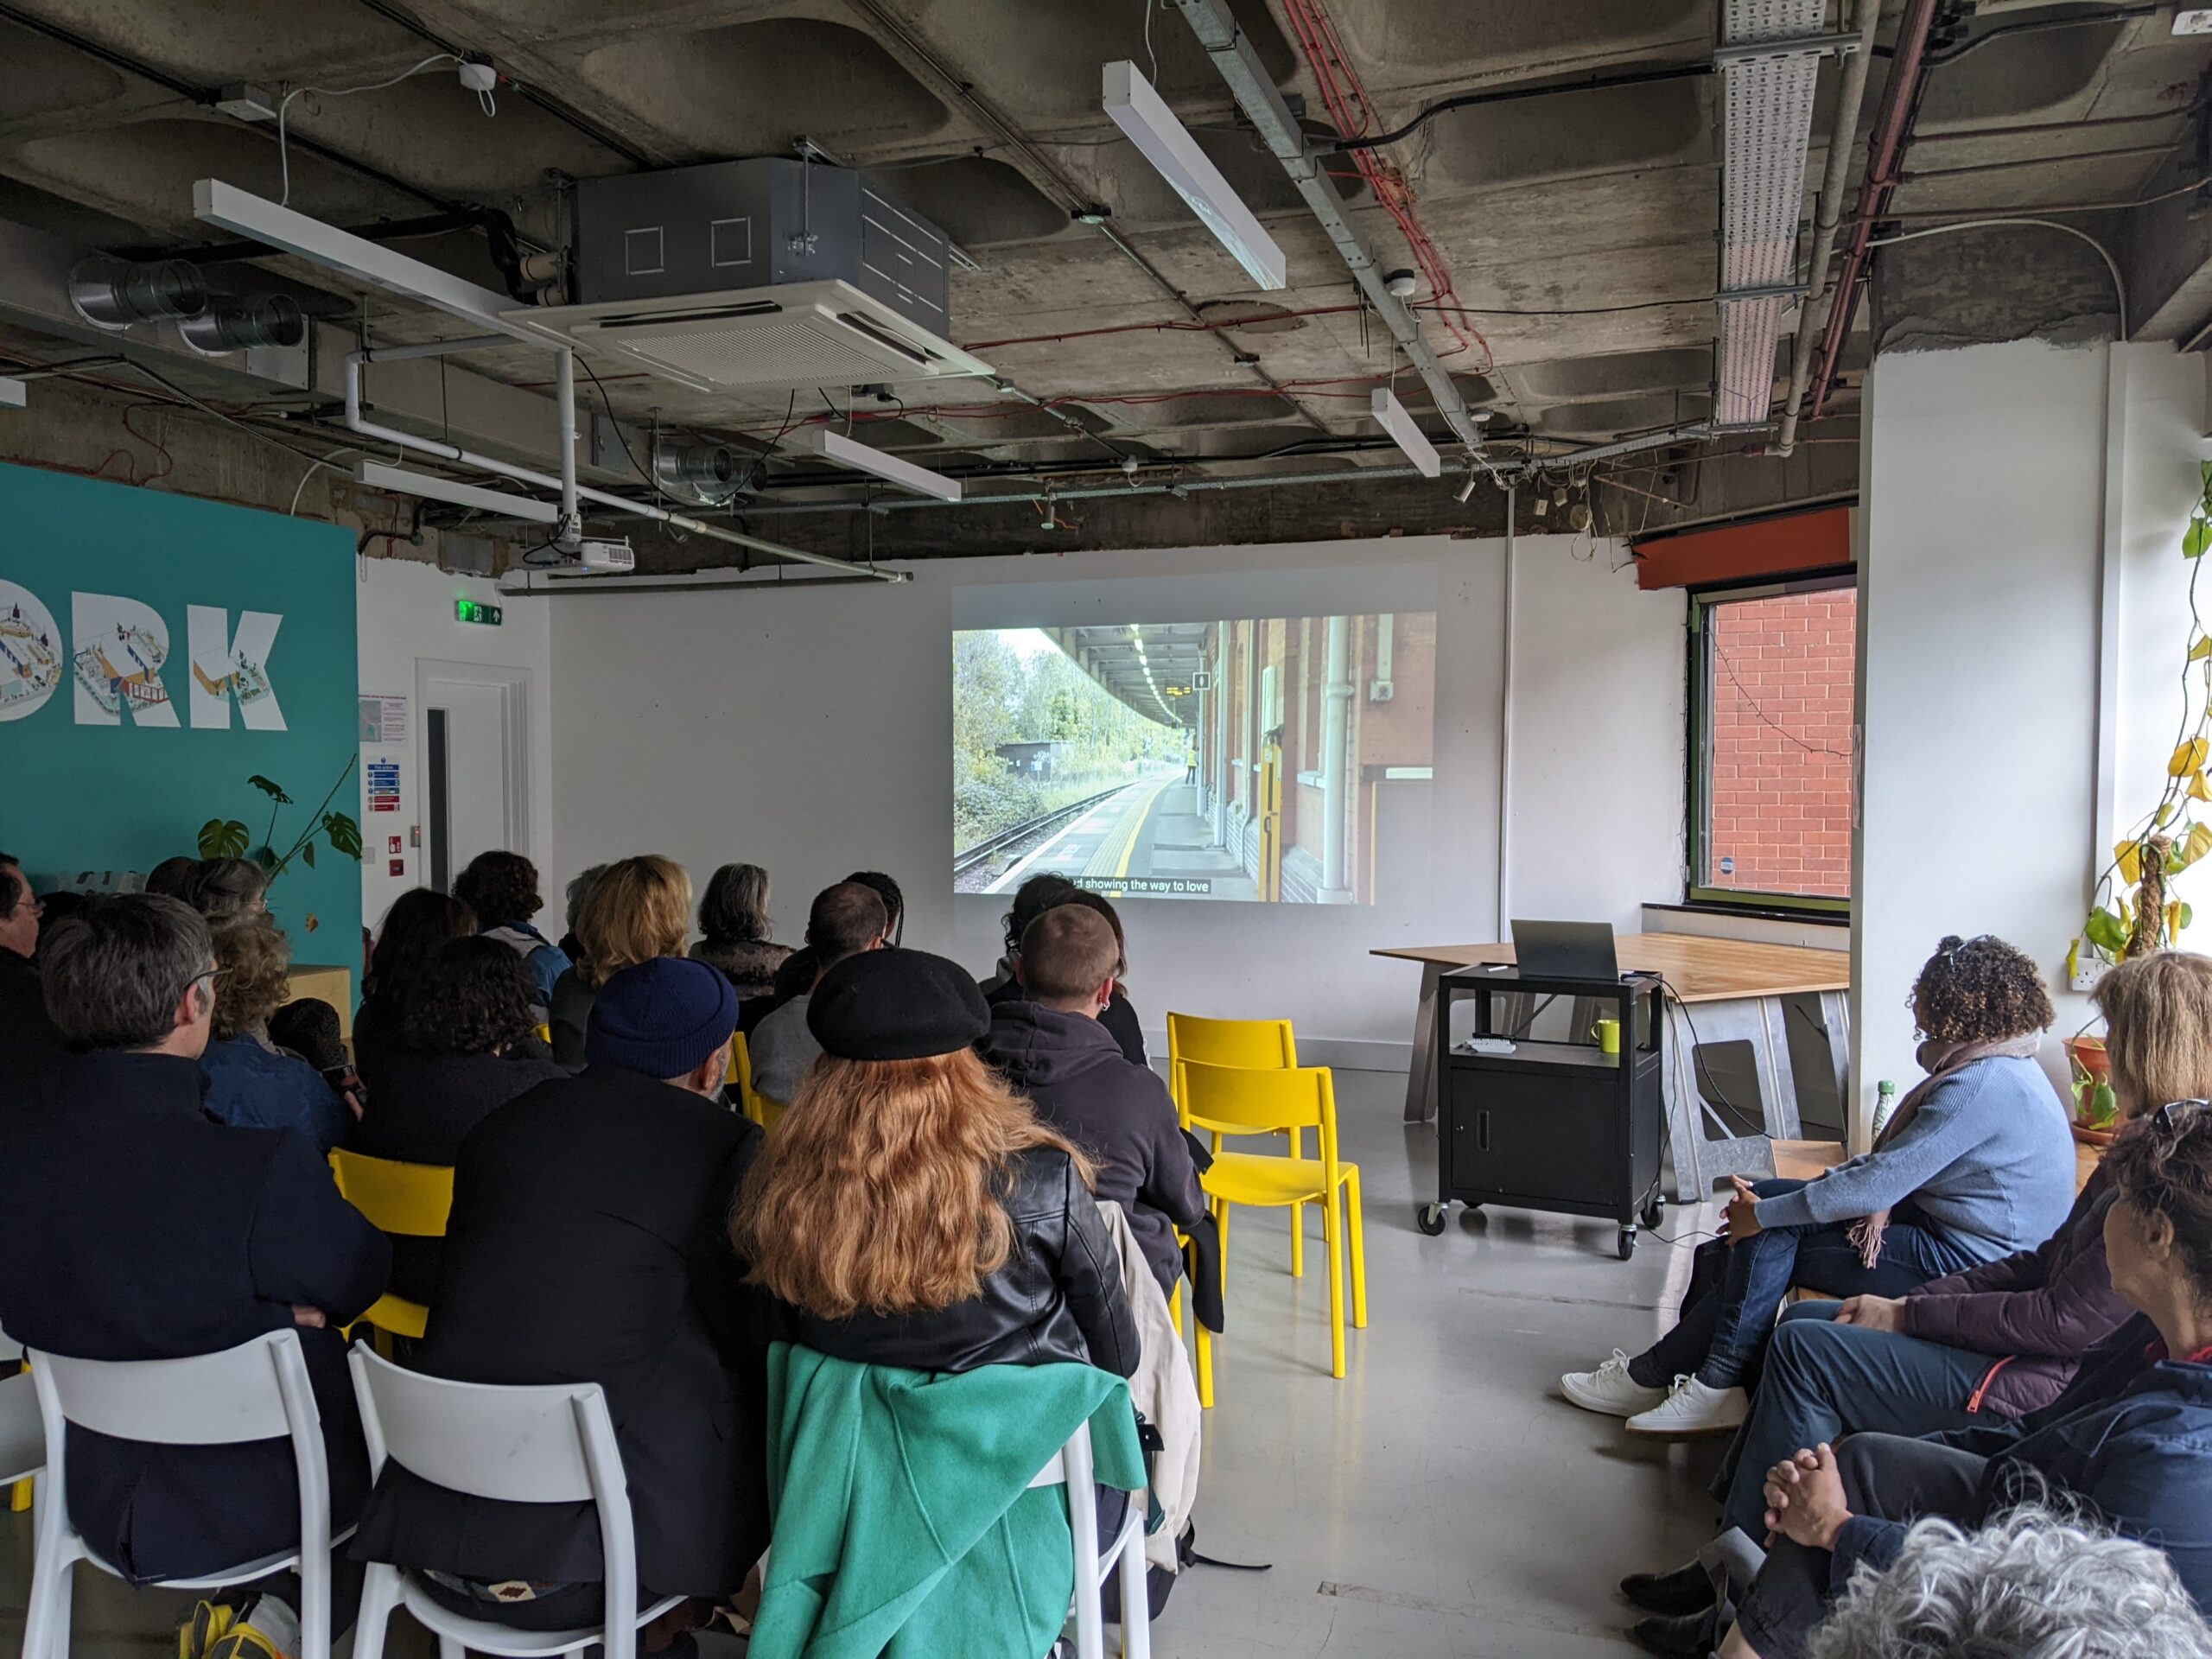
[1685,567,1858,917]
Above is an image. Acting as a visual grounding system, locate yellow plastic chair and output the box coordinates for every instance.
[1166,1014,1306,1274]
[1181,1058,1366,1382]
[726,1032,791,1130]
[535,1023,551,1047]
[328,1150,454,1353]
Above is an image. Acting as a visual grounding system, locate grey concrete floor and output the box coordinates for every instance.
[2,1066,1725,1657]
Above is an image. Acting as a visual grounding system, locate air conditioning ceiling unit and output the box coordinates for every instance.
[512,159,992,393]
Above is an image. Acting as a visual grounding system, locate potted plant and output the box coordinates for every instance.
[197,756,365,928]
[2067,462,2212,1133]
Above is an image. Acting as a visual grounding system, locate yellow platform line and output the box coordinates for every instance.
[1084,779,1172,889]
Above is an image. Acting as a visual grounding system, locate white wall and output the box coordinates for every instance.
[354,556,556,938]
[541,532,1684,1064]
[1854,340,2208,1139]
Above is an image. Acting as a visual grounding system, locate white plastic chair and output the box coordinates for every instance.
[1028,1418,1152,1659]
[346,1344,682,1659]
[21,1328,344,1659]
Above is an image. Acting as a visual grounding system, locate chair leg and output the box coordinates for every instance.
[351,1564,398,1659]
[438,1637,467,1659]
[1117,1517,1152,1659]
[9,1474,29,1511]
[1194,1311,1214,1409]
[1344,1167,1369,1331]
[1323,1178,1346,1380]
[22,1548,67,1659]
[1169,1276,1184,1338]
[299,1539,331,1659]
[1288,1128,1306,1278]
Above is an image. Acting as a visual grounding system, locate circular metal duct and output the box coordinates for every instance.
[67,257,209,328]
[177,295,306,356]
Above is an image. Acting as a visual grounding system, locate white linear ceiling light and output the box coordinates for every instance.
[1370,388,1440,478]
[1713,0,1825,428]
[352,461,560,523]
[804,427,963,501]
[1103,60,1288,291]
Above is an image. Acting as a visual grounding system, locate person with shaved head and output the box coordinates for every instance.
[979,901,1205,1296]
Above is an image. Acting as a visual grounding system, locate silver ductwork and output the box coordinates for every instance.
[178,294,305,357]
[652,436,744,504]
[67,257,209,328]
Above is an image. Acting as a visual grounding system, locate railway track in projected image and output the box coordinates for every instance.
[953,773,1257,902]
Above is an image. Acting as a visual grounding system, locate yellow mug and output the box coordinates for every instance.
[1590,1017,1621,1055]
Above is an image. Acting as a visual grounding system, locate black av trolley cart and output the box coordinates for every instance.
[1415,963,1666,1259]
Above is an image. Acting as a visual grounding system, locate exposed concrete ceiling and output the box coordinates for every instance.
[0,0,2203,565]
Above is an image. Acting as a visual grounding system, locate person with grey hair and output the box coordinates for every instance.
[176,855,269,923]
[691,861,792,1006]
[1808,1507,2212,1659]
[0,893,390,1652]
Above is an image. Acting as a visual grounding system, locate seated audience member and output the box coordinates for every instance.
[736,945,1137,1371]
[1721,1099,2212,1659]
[31,886,89,945]
[747,881,886,1103]
[353,958,766,1637]
[353,889,476,1080]
[549,854,692,1067]
[982,903,1205,1298]
[1806,1507,2212,1659]
[749,943,816,1035]
[1620,950,2206,1651]
[0,851,61,1081]
[845,868,905,947]
[691,861,792,1001]
[200,915,352,1154]
[554,861,607,964]
[142,854,200,899]
[355,938,565,1305]
[267,997,365,1122]
[453,850,570,1020]
[981,873,1077,1001]
[0,895,389,1645]
[1052,889,1149,1066]
[178,855,269,923]
[1565,935,2076,1439]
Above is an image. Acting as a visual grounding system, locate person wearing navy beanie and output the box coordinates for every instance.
[353,954,770,1633]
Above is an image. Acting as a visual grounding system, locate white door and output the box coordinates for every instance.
[416,660,531,893]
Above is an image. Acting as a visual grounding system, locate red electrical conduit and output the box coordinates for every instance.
[1808,0,1942,420]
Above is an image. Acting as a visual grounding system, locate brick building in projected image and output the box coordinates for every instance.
[1192,613,1436,905]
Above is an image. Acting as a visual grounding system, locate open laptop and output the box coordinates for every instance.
[1510,919,1621,982]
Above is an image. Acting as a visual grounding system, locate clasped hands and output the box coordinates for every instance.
[1723,1176,1764,1243]
[1763,1441,1852,1551]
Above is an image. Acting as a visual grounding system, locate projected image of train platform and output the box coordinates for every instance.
[953,615,1434,906]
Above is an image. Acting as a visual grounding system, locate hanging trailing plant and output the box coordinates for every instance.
[198,754,365,881]
[2068,462,2212,1124]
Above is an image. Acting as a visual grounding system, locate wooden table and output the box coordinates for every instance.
[1374,933,1852,1201]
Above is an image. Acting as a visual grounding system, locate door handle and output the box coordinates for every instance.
[1477,1110,1491,1152]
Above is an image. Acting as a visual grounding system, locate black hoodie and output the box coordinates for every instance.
[981,1001,1207,1295]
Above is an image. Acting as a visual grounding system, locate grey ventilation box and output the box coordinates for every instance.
[523,159,989,393]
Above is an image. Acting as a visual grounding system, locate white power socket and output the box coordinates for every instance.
[2071,957,2110,995]
[2177,8,2212,32]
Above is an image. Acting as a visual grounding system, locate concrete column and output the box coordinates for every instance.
[1319,613,1354,902]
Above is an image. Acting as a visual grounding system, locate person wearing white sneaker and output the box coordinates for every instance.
[1563,938,2081,1444]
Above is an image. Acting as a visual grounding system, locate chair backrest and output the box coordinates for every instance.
[348,1344,623,1508]
[1179,1058,1335,1146]
[29,1327,317,1448]
[728,1030,752,1090]
[1166,1013,1298,1072]
[328,1149,454,1239]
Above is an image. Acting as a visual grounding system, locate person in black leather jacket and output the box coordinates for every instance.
[736,947,1138,1381]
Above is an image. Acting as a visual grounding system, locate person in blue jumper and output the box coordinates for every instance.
[1561,934,2078,1440]
[199,911,353,1154]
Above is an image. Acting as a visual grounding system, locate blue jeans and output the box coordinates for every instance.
[1629,1179,1981,1391]
[1717,1300,1999,1535]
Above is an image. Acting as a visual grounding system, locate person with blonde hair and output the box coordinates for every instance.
[1622,950,2212,1657]
[549,854,691,1066]
[197,912,349,1152]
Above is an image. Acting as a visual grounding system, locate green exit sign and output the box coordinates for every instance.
[454,600,504,626]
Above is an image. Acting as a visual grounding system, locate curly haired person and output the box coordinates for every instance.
[1561,935,2079,1440]
[198,912,352,1154]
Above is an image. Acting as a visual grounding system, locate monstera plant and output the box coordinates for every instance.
[2068,462,2212,1127]
[198,756,365,882]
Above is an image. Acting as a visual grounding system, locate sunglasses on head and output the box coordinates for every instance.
[2153,1099,2212,1135]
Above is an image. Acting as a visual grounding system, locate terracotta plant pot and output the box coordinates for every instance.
[2071,1121,2117,1150]
[2066,1035,2110,1082]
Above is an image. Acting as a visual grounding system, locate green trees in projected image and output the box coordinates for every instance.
[953,630,1181,853]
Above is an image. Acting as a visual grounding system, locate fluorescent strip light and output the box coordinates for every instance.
[804,428,963,501]
[1370,389,1440,478]
[1103,60,1287,291]
[353,461,561,523]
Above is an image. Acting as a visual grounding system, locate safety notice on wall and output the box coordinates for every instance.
[365,755,402,814]
[358,693,408,746]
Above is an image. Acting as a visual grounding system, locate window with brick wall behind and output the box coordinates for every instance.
[1702,588,1856,899]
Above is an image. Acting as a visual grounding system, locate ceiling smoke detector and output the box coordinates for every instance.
[1383,269,1419,299]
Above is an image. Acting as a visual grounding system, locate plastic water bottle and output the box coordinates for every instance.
[1872,1079,1898,1138]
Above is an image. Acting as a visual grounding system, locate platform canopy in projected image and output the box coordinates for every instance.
[953,613,1436,905]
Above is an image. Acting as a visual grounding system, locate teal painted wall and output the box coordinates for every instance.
[0,463,362,959]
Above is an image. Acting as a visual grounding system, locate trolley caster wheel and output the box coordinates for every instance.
[1642,1197,1665,1230]
[1617,1228,1637,1261]
[1416,1203,1448,1236]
